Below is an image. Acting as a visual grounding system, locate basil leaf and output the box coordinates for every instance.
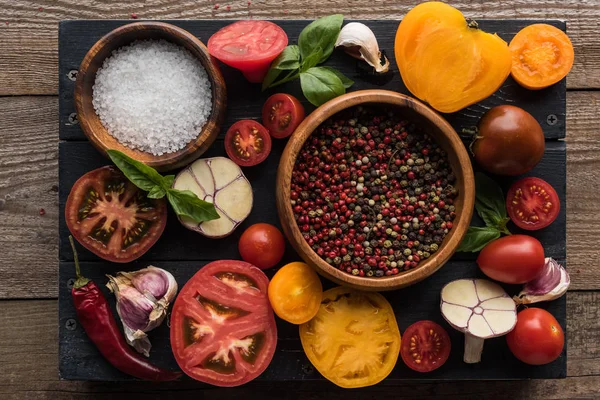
[166,189,220,223]
[298,14,344,63]
[262,67,284,91]
[147,186,167,199]
[456,226,501,253]
[300,47,323,72]
[475,172,507,219]
[107,149,167,193]
[300,67,345,106]
[477,206,502,227]
[320,67,354,89]
[162,174,175,188]
[273,45,301,70]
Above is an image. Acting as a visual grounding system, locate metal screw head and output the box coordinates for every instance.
[67,113,78,125]
[67,70,78,81]
[65,319,77,331]
[546,114,558,126]
[66,278,75,289]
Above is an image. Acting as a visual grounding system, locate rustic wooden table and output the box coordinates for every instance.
[1,1,599,399]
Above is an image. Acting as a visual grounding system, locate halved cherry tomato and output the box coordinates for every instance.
[208,21,288,83]
[225,120,272,167]
[170,260,277,387]
[506,177,560,231]
[506,308,564,365]
[299,286,401,388]
[400,320,451,373]
[238,223,285,270]
[65,166,167,263]
[268,262,323,324]
[262,94,305,139]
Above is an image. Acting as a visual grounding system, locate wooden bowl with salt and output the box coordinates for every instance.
[74,22,227,171]
[276,90,475,291]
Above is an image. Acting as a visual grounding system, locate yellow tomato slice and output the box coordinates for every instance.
[268,262,323,324]
[299,287,401,388]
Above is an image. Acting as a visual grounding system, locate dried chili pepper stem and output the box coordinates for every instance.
[69,235,89,289]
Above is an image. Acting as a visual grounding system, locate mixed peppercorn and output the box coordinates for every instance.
[290,106,458,277]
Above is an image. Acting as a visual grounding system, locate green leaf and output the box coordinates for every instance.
[106,149,168,193]
[300,67,345,106]
[298,14,344,63]
[456,226,501,252]
[262,67,284,91]
[477,206,502,227]
[162,175,175,189]
[147,186,167,199]
[320,67,354,89]
[166,189,220,223]
[273,45,301,70]
[475,172,507,219]
[300,47,323,72]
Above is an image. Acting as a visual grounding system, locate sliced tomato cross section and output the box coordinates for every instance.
[506,177,560,230]
[225,120,272,167]
[262,93,305,139]
[400,320,451,373]
[171,260,277,387]
[65,166,167,262]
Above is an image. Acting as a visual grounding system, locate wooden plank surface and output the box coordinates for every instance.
[2,91,599,298]
[0,0,600,95]
[1,294,597,398]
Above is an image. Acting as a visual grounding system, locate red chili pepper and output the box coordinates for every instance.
[69,236,181,381]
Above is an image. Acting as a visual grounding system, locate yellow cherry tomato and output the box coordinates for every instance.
[299,286,401,388]
[268,262,323,324]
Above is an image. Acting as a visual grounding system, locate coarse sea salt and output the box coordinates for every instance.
[92,39,212,156]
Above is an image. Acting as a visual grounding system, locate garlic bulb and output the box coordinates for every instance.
[335,22,390,73]
[107,266,178,357]
[514,258,570,305]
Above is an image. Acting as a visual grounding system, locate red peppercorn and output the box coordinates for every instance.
[368,258,377,267]
[407,171,415,180]
[446,222,453,229]
[359,270,365,277]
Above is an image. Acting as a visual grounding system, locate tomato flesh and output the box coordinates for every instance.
[400,320,450,373]
[65,166,167,262]
[225,120,272,167]
[238,223,285,269]
[299,287,401,388]
[262,93,305,139]
[170,260,277,387]
[208,21,288,83]
[507,177,560,230]
[268,262,323,324]
[477,234,545,284]
[506,308,564,365]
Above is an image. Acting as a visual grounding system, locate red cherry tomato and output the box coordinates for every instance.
[506,177,560,231]
[238,223,286,270]
[225,120,272,167]
[477,235,545,284]
[400,320,451,373]
[170,260,277,386]
[208,21,288,83]
[506,308,564,365]
[262,93,305,139]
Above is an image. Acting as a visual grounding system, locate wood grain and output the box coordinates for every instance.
[0,91,598,298]
[0,0,599,95]
[2,294,598,398]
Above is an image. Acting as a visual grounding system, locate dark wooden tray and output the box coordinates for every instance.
[58,19,567,382]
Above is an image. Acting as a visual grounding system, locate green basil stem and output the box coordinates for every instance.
[268,70,301,88]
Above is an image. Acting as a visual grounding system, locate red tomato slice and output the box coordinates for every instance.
[65,166,167,263]
[225,120,272,167]
[208,21,288,83]
[170,260,277,387]
[400,320,451,373]
[506,177,560,230]
[262,94,306,139]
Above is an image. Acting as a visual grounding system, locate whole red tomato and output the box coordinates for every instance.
[477,235,545,284]
[506,308,564,365]
[238,223,286,269]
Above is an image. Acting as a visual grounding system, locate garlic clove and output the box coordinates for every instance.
[514,258,570,305]
[335,22,390,73]
[119,266,178,304]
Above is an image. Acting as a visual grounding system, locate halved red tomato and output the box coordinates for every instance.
[225,120,272,167]
[506,177,560,230]
[170,260,277,387]
[400,320,451,373]
[262,93,305,139]
[65,166,167,263]
[208,21,288,83]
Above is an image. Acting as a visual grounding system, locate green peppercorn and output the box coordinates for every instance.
[351,268,359,276]
[333,256,342,265]
[343,255,352,262]
[386,228,393,235]
[403,248,412,256]
[423,251,431,258]
[367,270,374,277]
[384,240,392,248]
[430,244,439,251]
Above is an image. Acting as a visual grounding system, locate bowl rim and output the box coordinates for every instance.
[74,21,227,171]
[276,89,475,291]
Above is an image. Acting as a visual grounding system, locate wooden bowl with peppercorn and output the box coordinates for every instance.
[276,90,475,291]
[74,22,227,172]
